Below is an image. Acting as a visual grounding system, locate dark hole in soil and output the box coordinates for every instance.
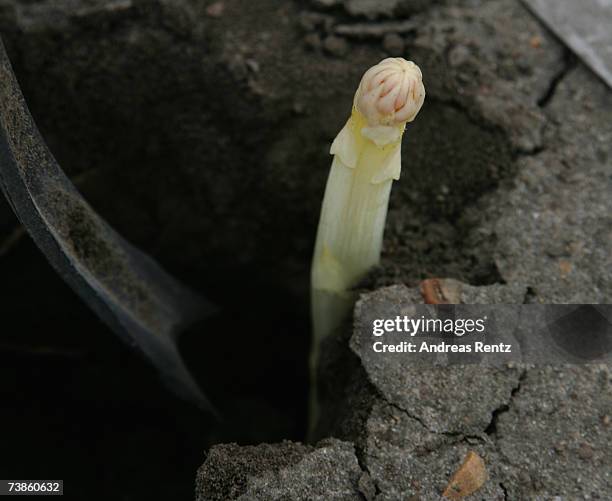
[0,37,315,501]
[0,238,310,501]
[178,275,311,445]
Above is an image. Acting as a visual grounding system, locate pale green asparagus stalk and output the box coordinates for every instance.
[310,58,425,429]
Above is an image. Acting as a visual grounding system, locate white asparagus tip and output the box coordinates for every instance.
[355,57,425,127]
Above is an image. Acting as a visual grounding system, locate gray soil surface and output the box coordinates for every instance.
[196,439,366,501]
[0,0,610,499]
[197,285,611,500]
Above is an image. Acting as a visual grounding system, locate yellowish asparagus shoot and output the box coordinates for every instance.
[310,58,425,429]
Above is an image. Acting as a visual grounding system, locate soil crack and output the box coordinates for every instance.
[537,50,576,108]
[485,369,527,436]
[387,399,487,446]
[500,482,509,500]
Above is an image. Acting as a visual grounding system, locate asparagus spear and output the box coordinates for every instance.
[310,58,425,428]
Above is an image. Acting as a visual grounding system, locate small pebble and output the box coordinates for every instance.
[558,259,572,279]
[304,33,322,51]
[245,59,260,73]
[530,35,542,48]
[442,451,487,500]
[323,35,349,57]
